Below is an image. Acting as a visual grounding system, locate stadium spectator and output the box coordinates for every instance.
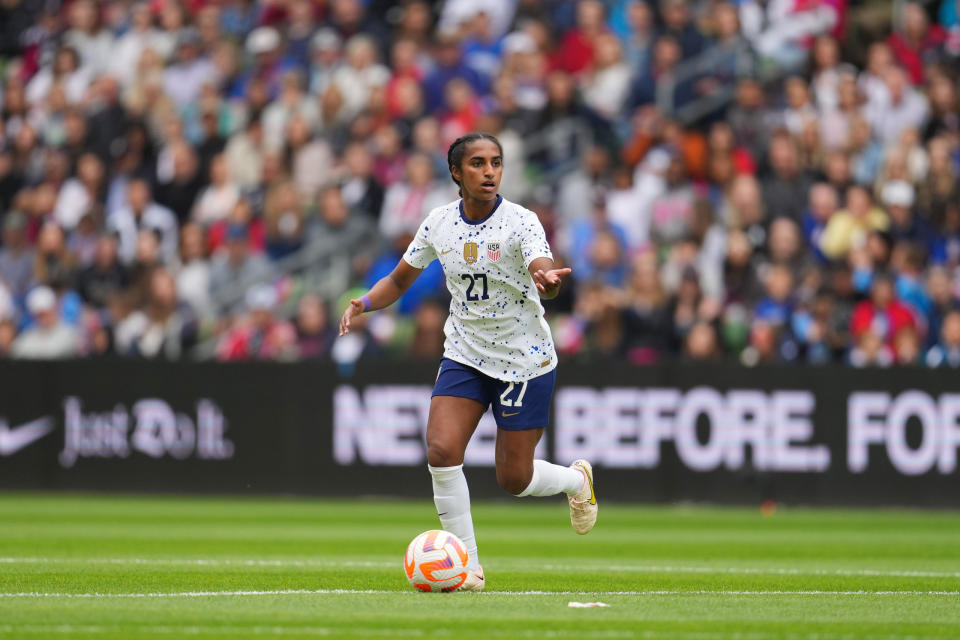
[0,211,34,297]
[262,71,318,152]
[379,153,452,242]
[75,233,129,310]
[882,180,934,254]
[109,179,178,266]
[926,308,960,367]
[726,78,772,163]
[330,34,390,119]
[25,45,90,107]
[109,3,163,89]
[864,65,930,145]
[341,141,385,219]
[311,183,380,273]
[12,286,79,359]
[164,29,216,109]
[408,297,447,360]
[684,321,721,361]
[659,0,707,59]
[649,155,696,245]
[155,141,204,225]
[619,250,670,361]
[819,185,889,260]
[627,34,692,111]
[208,224,271,313]
[31,221,75,292]
[216,283,296,361]
[54,152,104,232]
[616,0,655,76]
[62,0,111,75]
[782,76,818,138]
[294,293,335,359]
[762,132,813,225]
[224,118,265,192]
[263,180,307,260]
[887,2,946,85]
[241,26,298,100]
[114,268,197,359]
[851,272,917,350]
[192,154,240,227]
[174,223,213,321]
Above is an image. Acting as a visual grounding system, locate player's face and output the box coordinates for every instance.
[455,139,502,201]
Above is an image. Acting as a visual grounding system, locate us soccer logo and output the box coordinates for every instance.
[487,243,501,262]
[463,242,478,264]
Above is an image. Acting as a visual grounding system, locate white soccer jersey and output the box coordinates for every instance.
[403,195,558,382]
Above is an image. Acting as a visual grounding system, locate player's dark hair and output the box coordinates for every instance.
[446,133,503,197]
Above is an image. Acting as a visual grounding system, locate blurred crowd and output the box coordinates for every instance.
[0,0,959,367]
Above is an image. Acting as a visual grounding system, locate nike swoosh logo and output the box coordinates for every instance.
[0,417,55,456]
[437,512,448,517]
[441,249,454,255]
[501,411,520,417]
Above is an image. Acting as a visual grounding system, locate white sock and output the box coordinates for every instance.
[428,464,479,571]
[516,459,584,497]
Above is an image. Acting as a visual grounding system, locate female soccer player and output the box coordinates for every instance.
[339,133,596,591]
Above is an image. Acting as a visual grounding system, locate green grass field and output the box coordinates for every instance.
[0,493,958,639]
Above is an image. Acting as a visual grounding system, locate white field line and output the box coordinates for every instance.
[0,589,957,598]
[0,557,393,569]
[2,557,960,579]
[0,625,422,638]
[0,627,955,640]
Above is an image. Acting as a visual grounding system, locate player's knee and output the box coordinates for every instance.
[426,442,461,468]
[496,466,532,496]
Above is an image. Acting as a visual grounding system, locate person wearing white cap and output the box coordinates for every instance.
[11,286,79,359]
[215,284,296,360]
[883,180,934,250]
[438,0,516,40]
[309,28,343,96]
[881,179,915,210]
[241,26,297,99]
[246,26,281,57]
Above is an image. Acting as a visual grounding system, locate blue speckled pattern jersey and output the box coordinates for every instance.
[403,195,558,383]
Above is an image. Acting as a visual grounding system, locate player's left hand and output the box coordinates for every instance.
[533,267,572,298]
[338,298,365,336]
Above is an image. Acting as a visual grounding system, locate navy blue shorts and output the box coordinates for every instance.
[431,358,557,431]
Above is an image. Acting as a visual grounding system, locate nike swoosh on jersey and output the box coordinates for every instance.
[501,411,520,417]
[0,417,55,456]
[440,249,454,255]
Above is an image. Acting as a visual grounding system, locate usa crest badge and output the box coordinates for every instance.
[487,243,501,262]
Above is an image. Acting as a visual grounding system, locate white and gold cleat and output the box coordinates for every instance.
[568,459,597,535]
[458,565,485,592]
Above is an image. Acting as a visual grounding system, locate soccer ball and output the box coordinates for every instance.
[403,529,469,592]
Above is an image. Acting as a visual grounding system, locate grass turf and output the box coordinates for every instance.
[0,493,958,639]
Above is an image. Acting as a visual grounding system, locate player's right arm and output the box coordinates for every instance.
[339,259,423,336]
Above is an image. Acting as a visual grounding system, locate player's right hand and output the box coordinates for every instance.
[339,298,366,336]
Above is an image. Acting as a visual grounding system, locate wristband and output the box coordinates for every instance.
[360,294,372,312]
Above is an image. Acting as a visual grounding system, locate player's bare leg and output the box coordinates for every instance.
[496,428,597,534]
[426,395,485,589]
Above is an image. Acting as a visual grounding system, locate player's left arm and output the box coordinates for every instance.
[528,257,571,300]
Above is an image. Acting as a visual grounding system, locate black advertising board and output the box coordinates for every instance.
[0,360,957,506]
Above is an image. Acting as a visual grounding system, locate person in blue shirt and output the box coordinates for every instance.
[422,30,489,114]
[365,234,446,315]
[567,200,630,288]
